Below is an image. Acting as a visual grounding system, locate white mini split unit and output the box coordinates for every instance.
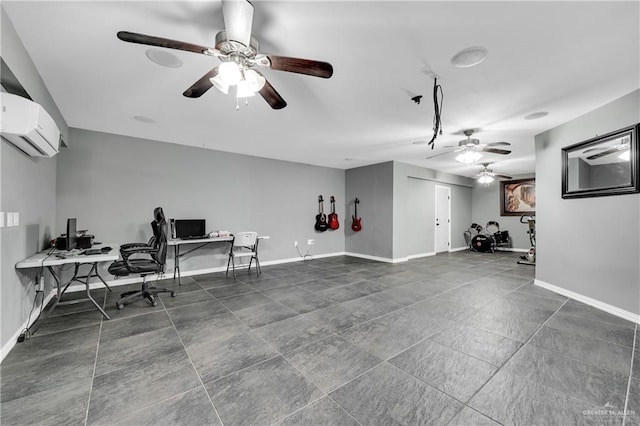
[0,93,61,157]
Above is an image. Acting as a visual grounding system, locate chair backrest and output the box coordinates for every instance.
[152,207,167,267]
[233,231,258,249]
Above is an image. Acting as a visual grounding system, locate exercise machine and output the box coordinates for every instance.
[517,214,536,266]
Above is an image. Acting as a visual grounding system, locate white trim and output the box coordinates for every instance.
[66,251,349,293]
[535,279,640,325]
[407,252,436,260]
[450,246,468,253]
[1,290,56,363]
[344,252,402,263]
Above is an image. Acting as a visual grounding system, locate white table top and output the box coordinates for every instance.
[168,236,233,245]
[168,235,269,245]
[16,244,119,269]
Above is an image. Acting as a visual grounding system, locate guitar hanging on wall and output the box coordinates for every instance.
[314,195,328,232]
[328,196,339,230]
[351,198,362,232]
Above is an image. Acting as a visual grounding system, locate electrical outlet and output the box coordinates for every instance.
[307,239,314,246]
[294,241,298,247]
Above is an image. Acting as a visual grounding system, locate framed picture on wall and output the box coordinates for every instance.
[500,178,536,216]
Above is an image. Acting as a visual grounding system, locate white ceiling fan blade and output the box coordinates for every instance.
[222,0,254,47]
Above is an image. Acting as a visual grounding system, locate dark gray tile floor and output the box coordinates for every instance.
[2,252,638,425]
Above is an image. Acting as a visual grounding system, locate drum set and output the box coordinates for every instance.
[465,221,510,253]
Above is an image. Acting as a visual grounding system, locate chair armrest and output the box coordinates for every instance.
[120,246,158,261]
[120,242,151,251]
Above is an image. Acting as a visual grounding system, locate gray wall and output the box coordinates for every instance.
[535,89,640,315]
[471,174,536,251]
[393,162,474,258]
[344,161,474,261]
[58,128,345,275]
[1,7,67,357]
[344,162,394,259]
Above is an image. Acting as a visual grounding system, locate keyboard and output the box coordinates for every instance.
[179,236,207,240]
[84,249,103,255]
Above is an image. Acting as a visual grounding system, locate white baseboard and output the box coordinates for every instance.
[407,252,436,260]
[1,290,57,363]
[450,246,468,253]
[344,252,400,263]
[535,279,640,325]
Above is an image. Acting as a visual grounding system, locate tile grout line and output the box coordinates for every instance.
[162,300,226,426]
[461,297,570,412]
[83,312,105,426]
[622,323,637,426]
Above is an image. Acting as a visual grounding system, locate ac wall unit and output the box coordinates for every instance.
[0,93,61,157]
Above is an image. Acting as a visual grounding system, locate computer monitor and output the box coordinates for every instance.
[66,218,77,251]
[174,219,206,238]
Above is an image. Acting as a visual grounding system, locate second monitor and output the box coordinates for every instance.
[173,219,206,239]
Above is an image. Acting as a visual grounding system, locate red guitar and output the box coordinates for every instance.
[314,195,328,232]
[328,196,339,230]
[351,198,362,232]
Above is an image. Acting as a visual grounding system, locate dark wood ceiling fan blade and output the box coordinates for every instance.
[586,147,620,160]
[258,77,287,109]
[495,173,513,179]
[481,148,511,155]
[222,0,254,47]
[485,141,511,147]
[183,68,217,98]
[117,31,212,55]
[266,55,334,78]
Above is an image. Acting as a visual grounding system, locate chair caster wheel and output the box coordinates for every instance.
[116,303,124,310]
[152,301,158,307]
[171,291,176,297]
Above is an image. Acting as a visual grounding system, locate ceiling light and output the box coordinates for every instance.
[236,80,256,98]
[133,115,155,123]
[456,150,483,164]
[218,62,241,85]
[524,111,549,120]
[244,69,266,92]
[145,49,182,68]
[478,174,494,185]
[619,150,631,161]
[451,46,488,68]
[210,74,230,95]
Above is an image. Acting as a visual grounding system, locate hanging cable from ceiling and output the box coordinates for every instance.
[427,77,444,149]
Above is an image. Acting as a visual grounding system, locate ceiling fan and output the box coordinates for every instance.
[582,136,631,161]
[476,162,512,184]
[117,0,333,109]
[425,129,511,163]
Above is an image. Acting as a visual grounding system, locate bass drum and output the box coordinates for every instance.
[471,234,493,252]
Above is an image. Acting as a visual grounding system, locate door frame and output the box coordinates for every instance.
[434,185,451,253]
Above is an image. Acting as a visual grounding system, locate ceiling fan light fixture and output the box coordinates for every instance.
[478,174,494,184]
[236,79,257,98]
[210,74,230,95]
[451,46,488,68]
[244,69,266,92]
[456,150,483,164]
[619,150,631,161]
[218,61,242,85]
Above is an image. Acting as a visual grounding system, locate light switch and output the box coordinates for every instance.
[6,212,14,227]
[14,212,19,226]
[0,211,4,228]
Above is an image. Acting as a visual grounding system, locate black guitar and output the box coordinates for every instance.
[314,195,328,232]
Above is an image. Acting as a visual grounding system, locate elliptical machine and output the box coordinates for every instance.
[517,214,536,266]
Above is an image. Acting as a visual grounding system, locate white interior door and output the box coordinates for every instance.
[435,185,451,253]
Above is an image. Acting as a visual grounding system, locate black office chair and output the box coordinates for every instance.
[108,207,175,309]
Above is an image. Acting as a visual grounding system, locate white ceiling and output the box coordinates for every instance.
[3,1,639,178]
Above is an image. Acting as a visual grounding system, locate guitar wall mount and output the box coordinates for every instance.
[411,95,423,105]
